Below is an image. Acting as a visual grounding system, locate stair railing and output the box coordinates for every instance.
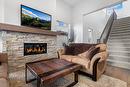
[98,10,117,43]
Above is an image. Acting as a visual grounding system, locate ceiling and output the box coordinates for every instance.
[63,0,82,6]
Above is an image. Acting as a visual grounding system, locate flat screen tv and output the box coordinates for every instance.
[21,5,52,30]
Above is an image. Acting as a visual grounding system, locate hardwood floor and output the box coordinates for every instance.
[105,64,130,87]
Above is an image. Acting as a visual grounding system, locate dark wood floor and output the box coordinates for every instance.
[105,64,130,87]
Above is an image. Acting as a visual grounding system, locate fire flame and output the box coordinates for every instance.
[26,47,46,53]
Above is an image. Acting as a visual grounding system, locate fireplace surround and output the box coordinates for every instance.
[24,43,47,56]
[0,29,66,72]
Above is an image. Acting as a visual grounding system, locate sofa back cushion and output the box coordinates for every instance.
[70,43,96,55]
[64,45,75,55]
[64,43,107,56]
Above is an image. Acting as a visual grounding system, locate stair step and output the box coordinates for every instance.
[108,50,130,54]
[111,27,130,31]
[108,46,130,51]
[109,36,130,39]
[107,41,130,44]
[108,38,130,42]
[110,32,130,36]
[108,55,130,62]
[115,17,130,22]
[110,30,130,34]
[109,50,130,54]
[109,51,130,56]
[113,23,130,27]
[108,45,130,52]
[108,54,130,58]
[107,59,130,69]
[113,21,130,25]
[109,34,130,38]
[114,21,130,25]
[112,26,130,30]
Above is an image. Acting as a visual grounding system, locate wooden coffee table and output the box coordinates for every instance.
[25,58,81,87]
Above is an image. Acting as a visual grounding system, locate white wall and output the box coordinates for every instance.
[72,0,125,43]
[115,0,130,19]
[56,0,72,24]
[1,0,72,31]
[83,9,110,43]
[3,0,56,31]
[0,0,4,23]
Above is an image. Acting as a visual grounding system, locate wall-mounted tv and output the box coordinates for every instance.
[21,5,52,30]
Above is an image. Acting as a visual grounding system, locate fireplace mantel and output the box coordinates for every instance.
[0,23,67,36]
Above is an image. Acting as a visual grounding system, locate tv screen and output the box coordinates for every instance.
[21,5,52,30]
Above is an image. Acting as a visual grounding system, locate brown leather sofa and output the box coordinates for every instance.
[0,53,9,87]
[57,43,108,81]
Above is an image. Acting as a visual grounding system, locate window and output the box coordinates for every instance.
[106,3,123,15]
[108,3,123,10]
[56,20,68,27]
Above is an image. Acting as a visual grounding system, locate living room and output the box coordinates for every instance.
[0,0,130,87]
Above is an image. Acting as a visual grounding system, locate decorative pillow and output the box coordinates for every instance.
[86,46,100,60]
[78,46,100,60]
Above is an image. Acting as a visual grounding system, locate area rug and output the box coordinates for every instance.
[9,70,127,87]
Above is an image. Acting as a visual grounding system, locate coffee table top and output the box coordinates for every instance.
[26,58,81,82]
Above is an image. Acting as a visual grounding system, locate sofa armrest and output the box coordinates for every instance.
[90,56,107,81]
[0,53,8,63]
[57,48,65,58]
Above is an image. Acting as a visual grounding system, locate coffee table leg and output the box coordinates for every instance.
[75,71,78,83]
[67,71,79,87]
[37,77,41,87]
[25,64,28,83]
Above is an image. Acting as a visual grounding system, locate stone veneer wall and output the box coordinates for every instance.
[0,31,66,73]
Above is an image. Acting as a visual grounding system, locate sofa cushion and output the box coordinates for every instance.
[0,78,9,87]
[96,44,107,52]
[0,63,8,78]
[78,51,88,58]
[70,43,96,55]
[60,55,80,62]
[71,57,90,69]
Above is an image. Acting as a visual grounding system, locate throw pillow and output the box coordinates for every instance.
[86,46,100,60]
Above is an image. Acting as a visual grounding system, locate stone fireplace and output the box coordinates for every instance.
[24,43,47,56]
[0,31,66,73]
[0,23,68,73]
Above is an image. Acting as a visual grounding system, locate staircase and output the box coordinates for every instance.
[107,17,130,70]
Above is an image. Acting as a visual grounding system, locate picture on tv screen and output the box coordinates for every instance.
[21,5,52,30]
